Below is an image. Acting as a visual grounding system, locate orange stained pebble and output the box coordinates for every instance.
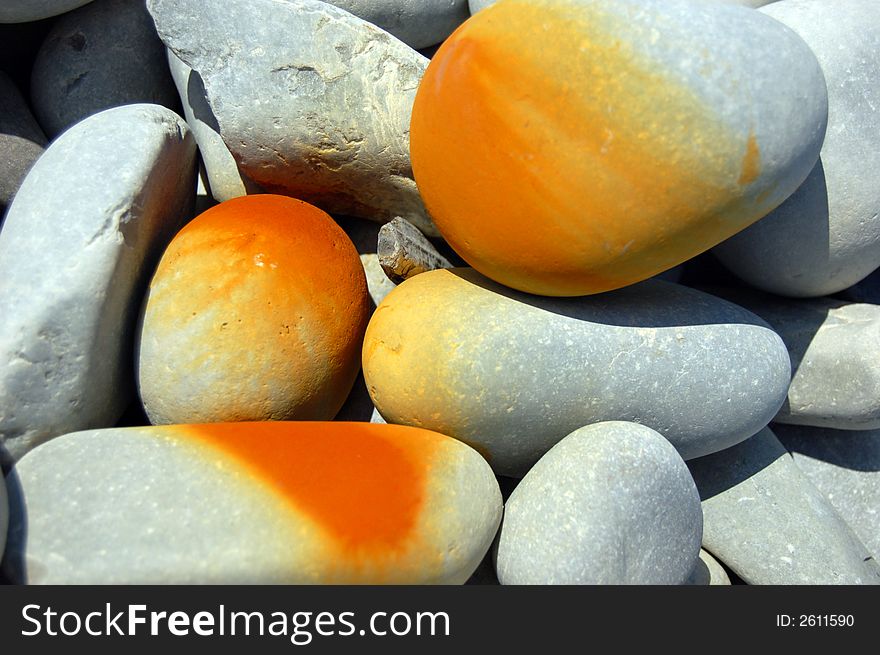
[410,0,771,296]
[181,422,436,556]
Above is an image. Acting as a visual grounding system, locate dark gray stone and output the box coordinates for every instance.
[688,427,880,584]
[30,0,179,138]
[326,0,469,49]
[0,0,95,23]
[0,71,47,216]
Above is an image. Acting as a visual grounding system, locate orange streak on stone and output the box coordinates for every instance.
[738,131,761,186]
[181,422,435,557]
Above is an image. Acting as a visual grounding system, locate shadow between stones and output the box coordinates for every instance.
[687,431,783,503]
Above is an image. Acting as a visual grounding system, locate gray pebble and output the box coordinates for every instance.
[30,0,179,138]
[713,0,880,297]
[495,421,702,584]
[688,427,880,584]
[326,0,469,49]
[0,71,47,215]
[0,104,197,467]
[775,423,880,559]
[685,549,732,585]
[378,216,451,284]
[0,0,95,23]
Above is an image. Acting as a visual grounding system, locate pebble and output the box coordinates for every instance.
[495,421,702,584]
[30,0,179,139]
[0,1,94,23]
[0,71,47,215]
[1,422,502,584]
[713,0,880,297]
[136,195,371,425]
[148,0,437,236]
[326,1,470,49]
[688,427,880,584]
[0,104,196,467]
[0,474,7,561]
[708,289,880,430]
[363,269,791,476]
[470,0,781,11]
[775,423,880,559]
[685,549,732,586]
[378,217,451,284]
[166,49,261,203]
[410,0,826,295]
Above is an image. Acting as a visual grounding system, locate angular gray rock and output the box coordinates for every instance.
[30,0,179,138]
[0,104,197,467]
[495,421,703,584]
[775,423,880,559]
[364,269,792,476]
[708,289,880,430]
[378,216,451,283]
[685,549,732,585]
[714,0,880,297]
[166,49,261,202]
[0,71,47,215]
[326,0,469,49]
[148,0,437,235]
[0,0,95,23]
[688,427,880,584]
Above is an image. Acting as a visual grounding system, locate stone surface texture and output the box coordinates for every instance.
[326,0,469,49]
[0,71,47,215]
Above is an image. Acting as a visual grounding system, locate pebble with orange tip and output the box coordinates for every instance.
[1,422,502,584]
[136,194,371,425]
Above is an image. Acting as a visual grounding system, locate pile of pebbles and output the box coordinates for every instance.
[0,0,878,585]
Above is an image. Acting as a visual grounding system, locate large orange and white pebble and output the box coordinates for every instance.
[410,0,827,295]
[136,195,370,424]
[1,422,501,584]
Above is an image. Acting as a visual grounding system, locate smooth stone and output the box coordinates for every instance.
[137,195,371,425]
[838,269,880,304]
[0,104,197,467]
[30,0,179,139]
[713,0,880,297]
[148,0,437,236]
[775,423,880,559]
[326,0,469,49]
[709,289,880,430]
[410,0,826,295]
[685,550,732,586]
[166,49,261,202]
[0,0,94,23]
[2,422,502,584]
[688,427,880,584]
[0,71,47,215]
[363,268,791,476]
[495,421,702,584]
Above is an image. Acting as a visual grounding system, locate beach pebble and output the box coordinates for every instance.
[0,1,94,23]
[775,423,880,559]
[378,217,451,284]
[495,421,702,584]
[688,427,880,584]
[30,0,179,139]
[0,71,47,215]
[148,0,437,236]
[685,550,732,586]
[410,0,826,295]
[709,290,880,430]
[326,0,469,49]
[2,422,502,584]
[713,0,880,297]
[363,269,791,476]
[0,104,196,467]
[137,195,370,425]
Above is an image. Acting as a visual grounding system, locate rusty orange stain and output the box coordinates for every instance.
[738,131,761,186]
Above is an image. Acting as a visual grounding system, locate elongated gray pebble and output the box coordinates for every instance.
[364,268,791,476]
[30,0,179,138]
[0,71,47,215]
[148,0,437,235]
[495,421,702,584]
[0,104,196,467]
[326,0,469,49]
[688,427,880,584]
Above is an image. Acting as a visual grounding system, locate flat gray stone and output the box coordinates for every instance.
[149,0,437,235]
[688,427,880,584]
[0,71,47,215]
[708,289,880,430]
[714,0,880,297]
[0,104,197,467]
[495,421,702,584]
[30,0,179,138]
[364,268,791,476]
[2,423,502,584]
[685,549,732,585]
[326,0,469,49]
[0,0,94,23]
[166,49,262,202]
[775,423,880,559]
